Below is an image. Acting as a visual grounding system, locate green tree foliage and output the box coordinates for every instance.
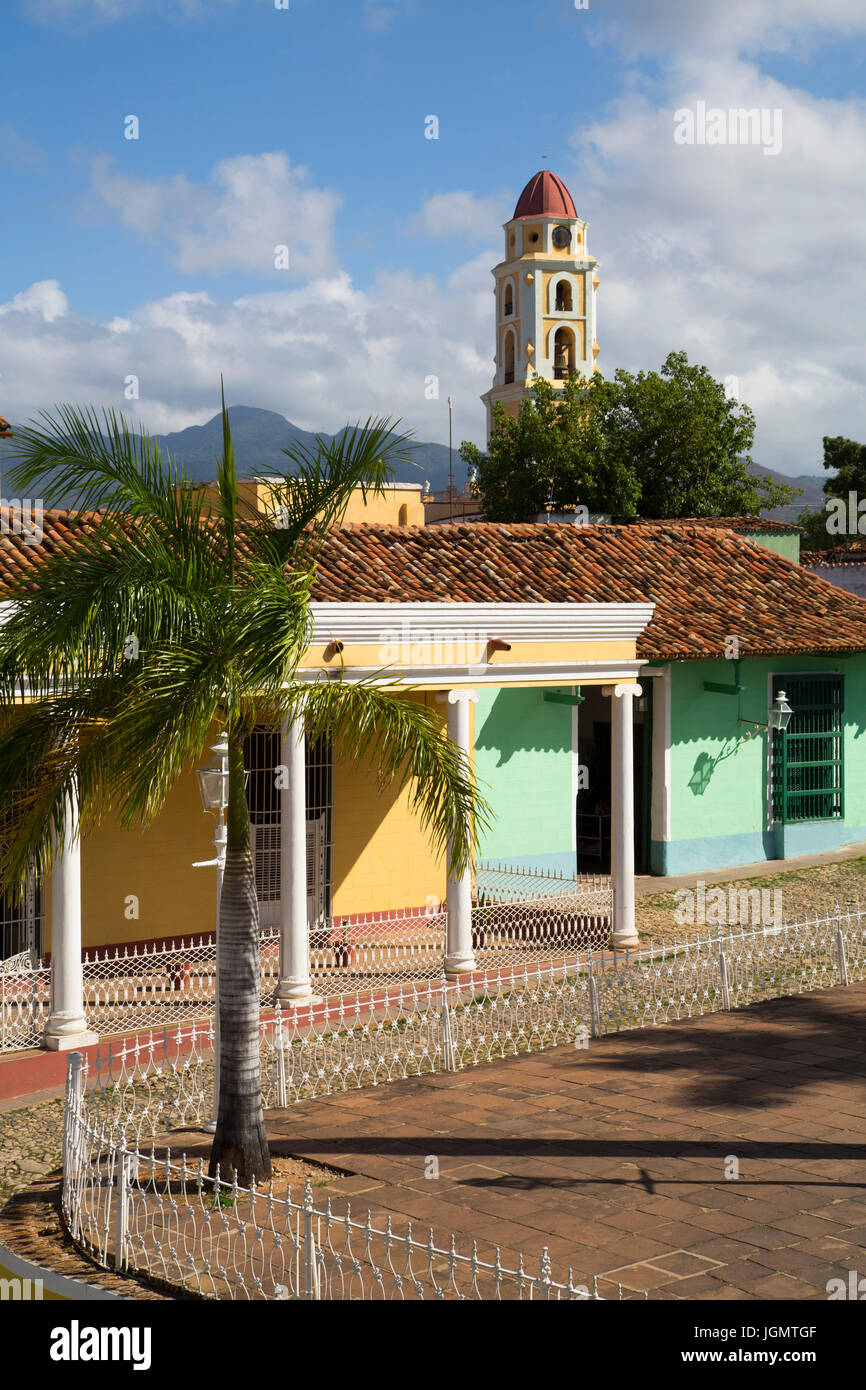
[462,351,798,522]
[796,436,866,552]
[461,374,639,522]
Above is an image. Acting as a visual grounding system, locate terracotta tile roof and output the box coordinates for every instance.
[309,522,866,661]
[0,514,864,662]
[0,508,104,586]
[647,515,801,534]
[802,539,866,568]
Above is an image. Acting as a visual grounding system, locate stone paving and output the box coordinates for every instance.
[1,982,864,1299]
[0,1094,64,1209]
[258,981,866,1299]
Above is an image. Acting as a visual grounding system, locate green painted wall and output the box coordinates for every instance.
[741,530,800,564]
[666,653,866,863]
[475,687,573,868]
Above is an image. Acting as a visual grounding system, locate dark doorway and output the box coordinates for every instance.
[575,680,652,874]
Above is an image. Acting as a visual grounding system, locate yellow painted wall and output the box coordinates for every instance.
[331,692,446,915]
[340,488,426,527]
[300,637,637,675]
[192,479,425,527]
[45,765,217,953]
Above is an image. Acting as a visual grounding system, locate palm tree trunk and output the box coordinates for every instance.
[208,731,271,1186]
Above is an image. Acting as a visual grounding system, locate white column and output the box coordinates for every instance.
[277,716,319,1006]
[604,683,642,950]
[440,690,478,979]
[44,786,97,1051]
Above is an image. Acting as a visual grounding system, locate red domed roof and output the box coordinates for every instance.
[513,170,577,220]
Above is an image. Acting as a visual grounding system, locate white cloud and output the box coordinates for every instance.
[0,258,492,449]
[564,57,866,472]
[591,0,866,59]
[91,152,342,278]
[406,191,510,242]
[363,1,398,32]
[0,280,68,322]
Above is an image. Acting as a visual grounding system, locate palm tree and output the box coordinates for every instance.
[0,390,487,1185]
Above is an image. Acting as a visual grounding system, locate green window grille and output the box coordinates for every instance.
[771,675,844,823]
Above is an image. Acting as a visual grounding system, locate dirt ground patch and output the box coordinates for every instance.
[146,1128,344,1194]
[635,856,866,946]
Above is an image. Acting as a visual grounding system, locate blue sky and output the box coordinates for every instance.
[3,0,866,472]
[5,2,622,307]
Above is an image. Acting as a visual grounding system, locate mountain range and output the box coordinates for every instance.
[154,408,826,522]
[1,405,823,522]
[152,406,454,495]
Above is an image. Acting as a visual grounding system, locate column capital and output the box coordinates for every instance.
[602,682,642,699]
[435,689,479,705]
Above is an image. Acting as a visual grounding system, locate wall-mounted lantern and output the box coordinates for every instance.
[739,690,793,734]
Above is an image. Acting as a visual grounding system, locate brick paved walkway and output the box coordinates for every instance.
[261,982,866,1299]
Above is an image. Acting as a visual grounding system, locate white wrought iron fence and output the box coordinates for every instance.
[474,859,605,902]
[0,953,51,1051]
[263,962,589,1107]
[63,1052,608,1301]
[72,903,866,1142]
[472,860,612,966]
[61,902,866,1298]
[309,907,447,991]
[76,934,280,1036]
[81,961,590,1139]
[0,867,610,1050]
[585,902,865,1037]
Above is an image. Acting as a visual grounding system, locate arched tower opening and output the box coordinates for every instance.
[553,326,575,379]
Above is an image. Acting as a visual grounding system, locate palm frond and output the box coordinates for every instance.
[281,679,490,877]
[4,404,190,517]
[0,511,226,695]
[215,380,239,581]
[246,417,415,567]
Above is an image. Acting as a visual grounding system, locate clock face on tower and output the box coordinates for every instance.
[552,225,571,249]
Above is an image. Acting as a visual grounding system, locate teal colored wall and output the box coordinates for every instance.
[653,653,866,873]
[743,531,800,564]
[475,687,574,871]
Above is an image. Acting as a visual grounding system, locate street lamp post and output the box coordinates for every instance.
[193,731,230,1133]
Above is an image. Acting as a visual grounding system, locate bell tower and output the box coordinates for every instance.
[481,170,600,439]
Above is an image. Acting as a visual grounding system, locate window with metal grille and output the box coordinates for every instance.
[0,875,42,964]
[771,675,844,823]
[0,788,43,962]
[244,725,333,928]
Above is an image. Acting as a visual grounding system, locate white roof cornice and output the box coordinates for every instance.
[310,601,654,645]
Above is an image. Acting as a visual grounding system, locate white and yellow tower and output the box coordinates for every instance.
[481,169,600,438]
